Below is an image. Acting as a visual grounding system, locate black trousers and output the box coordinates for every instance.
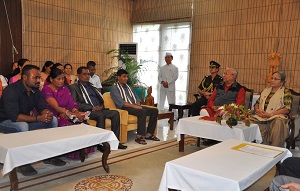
[121,106,158,136]
[279,157,300,178]
[89,109,120,140]
[190,96,208,116]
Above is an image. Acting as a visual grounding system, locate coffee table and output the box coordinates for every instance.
[176,116,262,152]
[159,139,292,191]
[158,110,174,130]
[0,124,119,191]
[169,102,192,120]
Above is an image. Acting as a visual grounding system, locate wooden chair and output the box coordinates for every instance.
[243,86,254,111]
[285,89,300,149]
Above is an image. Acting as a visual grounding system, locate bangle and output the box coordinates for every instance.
[36,116,38,122]
[66,110,69,114]
[72,109,78,113]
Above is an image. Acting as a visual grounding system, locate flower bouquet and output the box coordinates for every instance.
[215,104,251,128]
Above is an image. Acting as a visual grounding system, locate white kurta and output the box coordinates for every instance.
[158,64,178,109]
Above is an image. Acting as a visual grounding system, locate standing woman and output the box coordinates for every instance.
[64,63,77,85]
[40,61,54,90]
[251,71,292,147]
[9,58,30,84]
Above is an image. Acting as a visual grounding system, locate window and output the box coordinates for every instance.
[133,23,191,108]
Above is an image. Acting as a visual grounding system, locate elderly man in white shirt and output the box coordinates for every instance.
[87,61,102,91]
[158,52,179,110]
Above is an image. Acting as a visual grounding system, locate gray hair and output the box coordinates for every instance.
[273,71,286,84]
[226,68,238,78]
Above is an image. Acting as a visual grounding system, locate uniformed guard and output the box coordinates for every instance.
[190,60,223,116]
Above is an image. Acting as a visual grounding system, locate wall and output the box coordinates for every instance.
[189,0,300,101]
[22,0,133,78]
[0,0,22,75]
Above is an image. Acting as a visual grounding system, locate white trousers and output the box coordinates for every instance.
[158,88,175,110]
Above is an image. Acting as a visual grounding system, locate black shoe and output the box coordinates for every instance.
[43,158,66,166]
[118,143,127,149]
[17,164,37,176]
[97,144,104,152]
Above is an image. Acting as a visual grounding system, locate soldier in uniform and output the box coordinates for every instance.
[190,61,223,116]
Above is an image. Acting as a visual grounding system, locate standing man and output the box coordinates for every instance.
[190,61,223,116]
[0,64,65,176]
[110,69,159,145]
[200,68,245,117]
[158,52,178,110]
[69,67,127,149]
[87,61,102,92]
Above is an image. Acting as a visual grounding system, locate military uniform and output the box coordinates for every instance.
[191,74,223,116]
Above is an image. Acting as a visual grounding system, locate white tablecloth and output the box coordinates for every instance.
[176,116,262,143]
[0,124,119,176]
[159,139,292,191]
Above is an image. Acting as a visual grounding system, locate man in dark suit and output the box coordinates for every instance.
[69,66,127,149]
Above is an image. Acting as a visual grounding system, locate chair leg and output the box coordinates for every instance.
[197,137,200,147]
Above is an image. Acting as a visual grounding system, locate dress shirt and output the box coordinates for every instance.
[0,80,47,122]
[110,84,141,109]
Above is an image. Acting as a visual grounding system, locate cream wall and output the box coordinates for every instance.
[189,0,300,101]
[22,0,133,79]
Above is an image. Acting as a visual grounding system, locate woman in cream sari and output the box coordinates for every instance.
[252,71,292,147]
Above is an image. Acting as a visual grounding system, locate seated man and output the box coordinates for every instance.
[270,157,300,191]
[0,65,64,176]
[200,68,245,117]
[110,69,159,145]
[190,61,223,116]
[69,66,127,149]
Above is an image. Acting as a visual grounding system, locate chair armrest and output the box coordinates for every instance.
[141,105,158,109]
[109,108,128,125]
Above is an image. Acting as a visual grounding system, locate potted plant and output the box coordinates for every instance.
[102,49,147,101]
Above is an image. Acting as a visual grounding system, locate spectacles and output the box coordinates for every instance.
[209,66,217,69]
[223,72,234,75]
[271,78,281,81]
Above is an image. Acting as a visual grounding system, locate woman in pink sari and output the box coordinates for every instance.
[42,67,94,159]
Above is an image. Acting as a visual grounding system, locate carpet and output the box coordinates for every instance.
[0,137,275,191]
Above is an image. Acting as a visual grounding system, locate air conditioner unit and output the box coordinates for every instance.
[119,42,138,60]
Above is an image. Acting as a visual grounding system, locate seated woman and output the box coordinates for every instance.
[42,67,94,158]
[64,63,77,85]
[9,58,30,84]
[40,61,54,89]
[0,75,8,97]
[251,71,292,147]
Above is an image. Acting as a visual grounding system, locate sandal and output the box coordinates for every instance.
[135,137,147,145]
[145,135,160,141]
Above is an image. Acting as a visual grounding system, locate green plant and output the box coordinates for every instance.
[102,49,145,86]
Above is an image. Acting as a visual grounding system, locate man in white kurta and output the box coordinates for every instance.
[158,52,179,110]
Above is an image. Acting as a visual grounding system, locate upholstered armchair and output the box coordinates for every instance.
[285,89,300,149]
[99,92,156,143]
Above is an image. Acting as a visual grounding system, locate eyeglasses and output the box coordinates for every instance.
[223,72,234,75]
[271,78,281,81]
[209,66,217,69]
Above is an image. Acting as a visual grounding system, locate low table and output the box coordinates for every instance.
[176,116,262,152]
[159,139,292,191]
[158,110,174,130]
[0,124,119,191]
[169,102,192,120]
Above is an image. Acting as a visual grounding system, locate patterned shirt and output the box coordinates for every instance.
[255,87,292,111]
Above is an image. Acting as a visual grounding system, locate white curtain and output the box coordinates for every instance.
[133,23,190,108]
